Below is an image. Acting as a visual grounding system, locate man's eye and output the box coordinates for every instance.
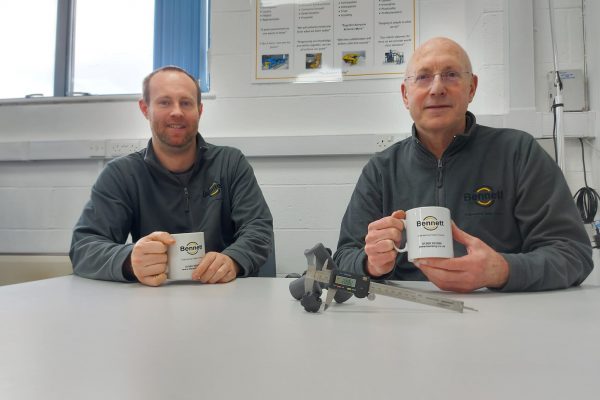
[158,100,170,106]
[415,74,431,81]
[445,71,460,78]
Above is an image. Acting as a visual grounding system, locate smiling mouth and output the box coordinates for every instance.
[425,105,451,109]
[167,124,185,129]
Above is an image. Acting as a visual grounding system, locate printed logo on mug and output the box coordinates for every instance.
[395,207,453,261]
[167,232,205,280]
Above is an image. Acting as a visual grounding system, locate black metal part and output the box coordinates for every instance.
[300,292,322,313]
[305,243,353,304]
[288,243,354,311]
[289,273,322,300]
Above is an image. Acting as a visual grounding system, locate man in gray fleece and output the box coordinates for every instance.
[333,37,593,292]
[70,66,273,286]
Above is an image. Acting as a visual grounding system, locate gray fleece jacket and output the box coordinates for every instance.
[70,134,273,281]
[333,112,593,291]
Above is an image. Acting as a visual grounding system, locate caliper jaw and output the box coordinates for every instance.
[300,243,351,312]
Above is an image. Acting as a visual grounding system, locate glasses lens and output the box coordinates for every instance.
[443,71,461,82]
[415,74,432,86]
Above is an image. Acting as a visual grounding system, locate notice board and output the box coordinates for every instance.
[254,0,415,83]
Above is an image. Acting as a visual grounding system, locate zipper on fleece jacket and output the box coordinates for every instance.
[183,186,194,227]
[414,136,455,207]
[436,158,444,206]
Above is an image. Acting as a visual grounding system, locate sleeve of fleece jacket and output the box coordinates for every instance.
[498,135,593,291]
[69,162,135,282]
[333,159,385,276]
[220,151,273,277]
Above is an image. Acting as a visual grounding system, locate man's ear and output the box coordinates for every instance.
[401,82,410,109]
[198,103,203,117]
[468,74,478,103]
[139,99,149,119]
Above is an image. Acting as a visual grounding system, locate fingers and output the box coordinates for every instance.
[450,221,478,247]
[132,251,168,269]
[192,252,239,284]
[417,255,466,272]
[364,211,406,277]
[365,238,399,276]
[413,225,509,292]
[365,227,403,248]
[418,223,482,272]
[130,231,175,287]
[417,264,473,293]
[365,238,398,254]
[133,264,167,286]
[139,258,169,275]
[139,272,168,287]
[192,252,217,281]
[367,214,405,232]
[365,214,405,250]
[211,265,237,284]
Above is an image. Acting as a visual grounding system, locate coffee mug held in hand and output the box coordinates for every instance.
[167,232,205,280]
[394,207,454,261]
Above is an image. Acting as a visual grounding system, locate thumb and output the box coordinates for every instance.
[451,221,477,247]
[391,210,406,220]
[144,231,176,245]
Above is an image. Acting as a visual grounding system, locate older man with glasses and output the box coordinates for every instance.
[333,37,593,293]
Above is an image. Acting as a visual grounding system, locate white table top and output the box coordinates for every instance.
[1,276,599,400]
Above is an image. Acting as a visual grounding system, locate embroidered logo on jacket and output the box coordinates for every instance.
[464,186,503,207]
[204,182,221,198]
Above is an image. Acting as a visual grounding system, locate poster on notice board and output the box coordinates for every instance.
[254,0,415,83]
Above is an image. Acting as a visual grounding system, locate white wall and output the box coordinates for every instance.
[1,0,599,283]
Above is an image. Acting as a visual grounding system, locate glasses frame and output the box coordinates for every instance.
[404,71,473,87]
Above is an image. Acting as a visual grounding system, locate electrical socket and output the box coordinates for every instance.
[375,135,396,151]
[106,140,146,157]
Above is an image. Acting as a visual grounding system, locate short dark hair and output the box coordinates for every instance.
[142,65,202,105]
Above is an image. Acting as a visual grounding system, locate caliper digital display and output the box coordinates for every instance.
[329,270,370,298]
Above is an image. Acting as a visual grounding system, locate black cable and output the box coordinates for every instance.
[551,99,559,162]
[550,71,563,163]
[573,139,600,225]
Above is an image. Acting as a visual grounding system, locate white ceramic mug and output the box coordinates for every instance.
[394,207,454,261]
[166,232,205,280]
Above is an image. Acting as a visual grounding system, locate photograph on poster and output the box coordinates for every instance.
[342,50,366,66]
[305,53,322,69]
[262,54,290,70]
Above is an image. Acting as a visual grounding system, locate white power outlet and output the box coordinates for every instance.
[106,140,146,157]
[375,135,396,151]
[546,69,586,111]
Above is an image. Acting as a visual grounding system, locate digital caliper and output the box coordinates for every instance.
[289,243,477,313]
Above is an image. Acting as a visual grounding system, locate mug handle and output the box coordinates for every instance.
[393,219,407,253]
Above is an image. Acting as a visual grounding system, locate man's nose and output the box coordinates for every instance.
[170,104,184,116]
[429,74,447,95]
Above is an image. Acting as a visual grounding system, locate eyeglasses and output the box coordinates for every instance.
[404,71,472,87]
